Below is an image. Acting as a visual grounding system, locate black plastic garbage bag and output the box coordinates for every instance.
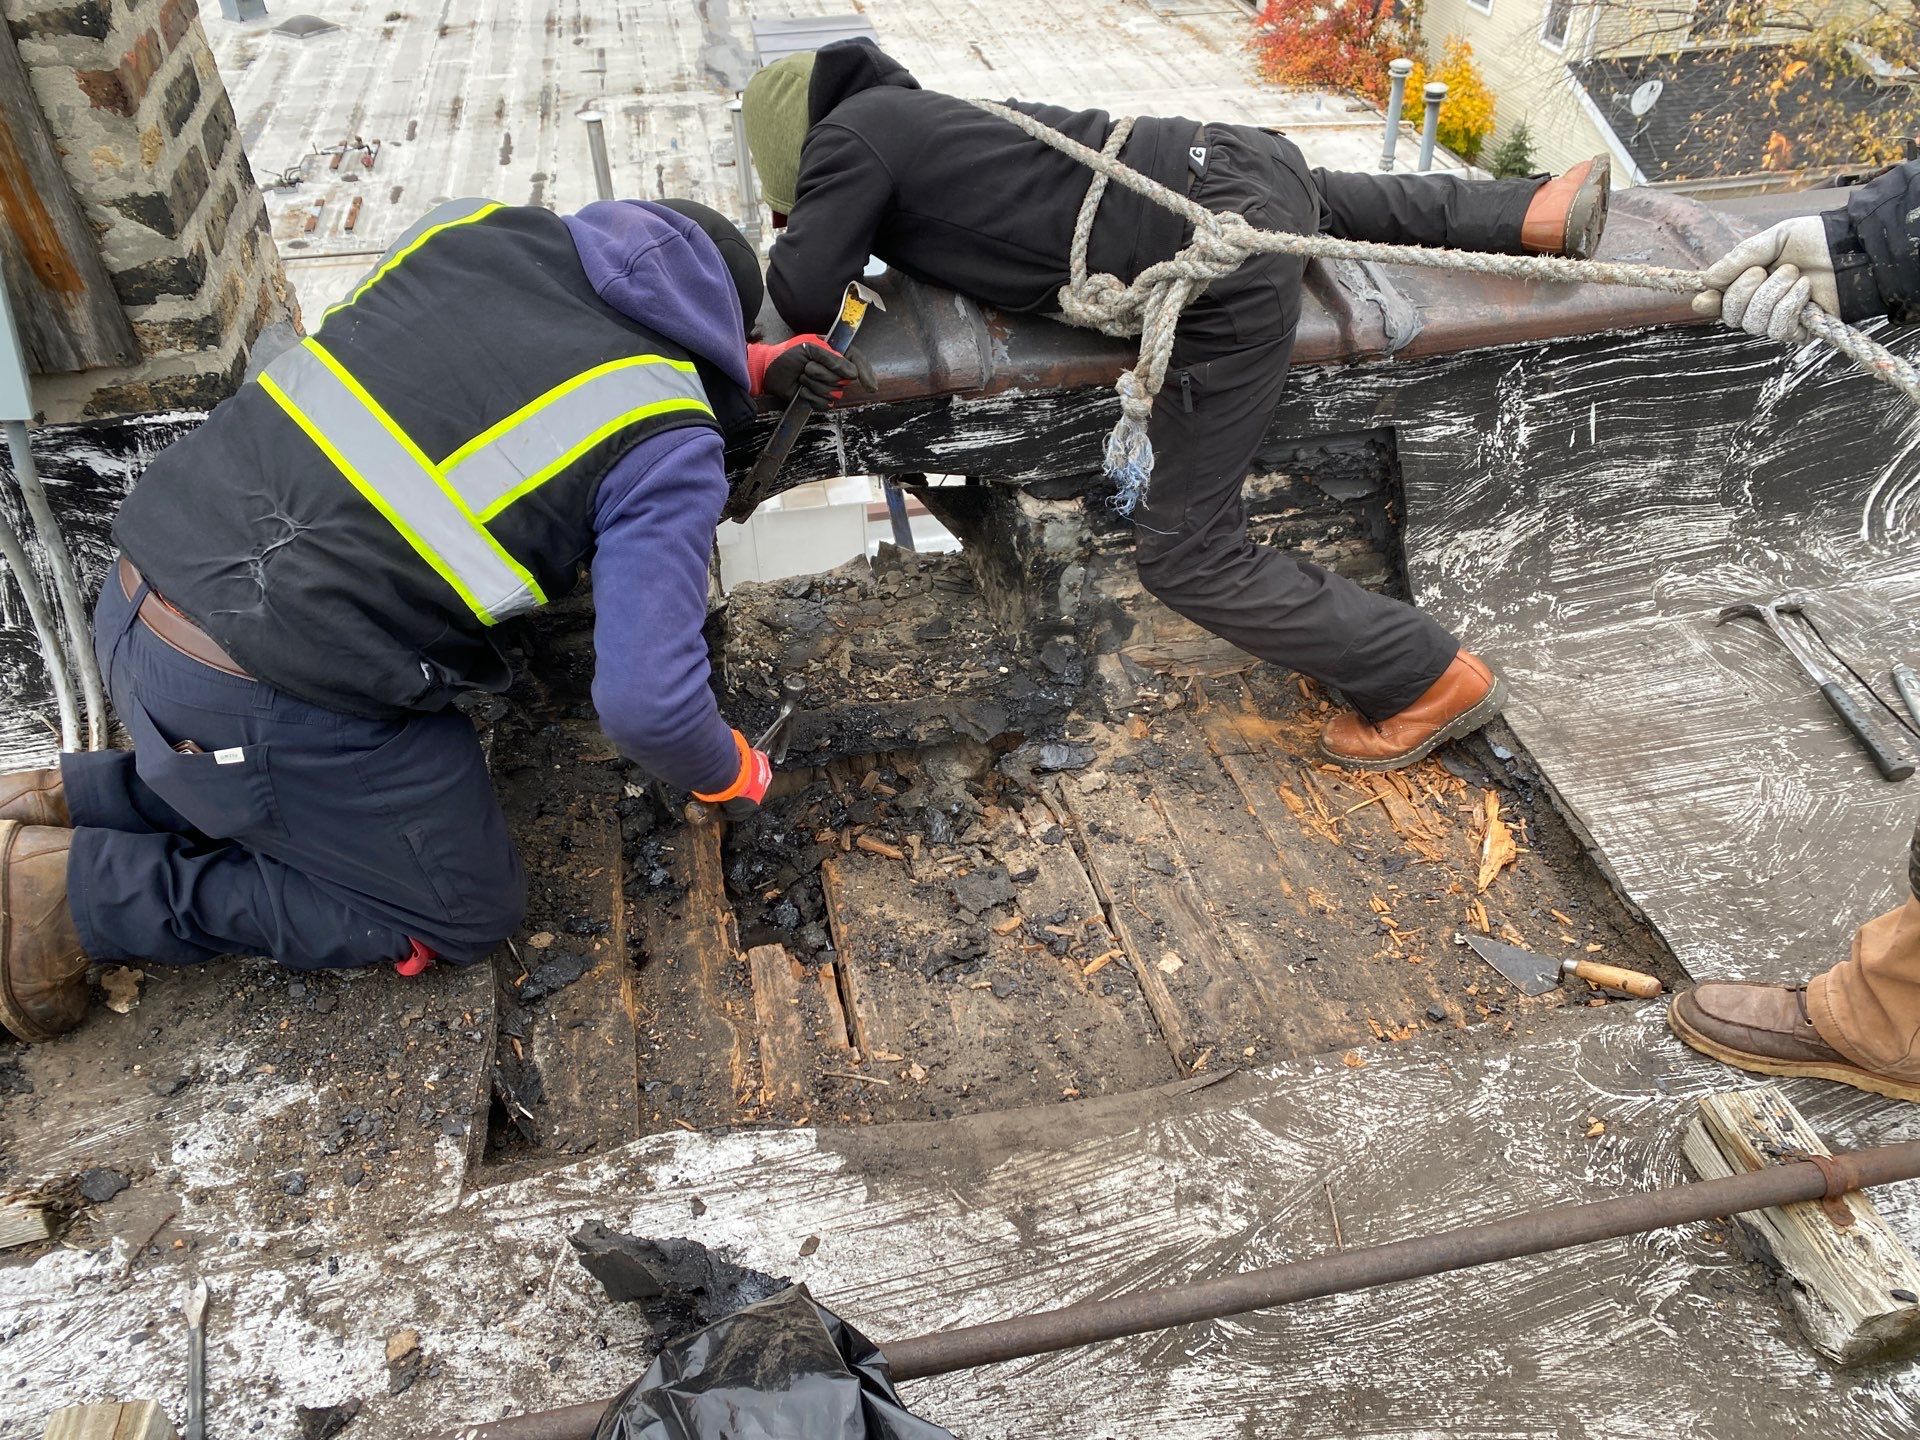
[592,1285,953,1440]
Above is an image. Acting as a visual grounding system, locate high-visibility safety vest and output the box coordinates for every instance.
[115,200,732,717]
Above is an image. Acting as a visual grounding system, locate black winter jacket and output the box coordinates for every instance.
[1829,159,1920,323]
[767,41,1200,333]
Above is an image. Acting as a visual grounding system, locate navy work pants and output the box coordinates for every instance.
[62,567,524,970]
[1132,128,1540,719]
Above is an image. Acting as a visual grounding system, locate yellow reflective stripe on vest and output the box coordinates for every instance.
[439,354,714,522]
[325,198,503,318]
[259,338,546,624]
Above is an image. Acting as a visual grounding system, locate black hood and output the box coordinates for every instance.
[808,39,919,125]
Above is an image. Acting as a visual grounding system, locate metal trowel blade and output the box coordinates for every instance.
[1464,934,1561,996]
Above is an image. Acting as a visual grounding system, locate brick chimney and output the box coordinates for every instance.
[3,0,297,420]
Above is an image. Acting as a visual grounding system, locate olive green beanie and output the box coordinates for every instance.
[742,52,815,215]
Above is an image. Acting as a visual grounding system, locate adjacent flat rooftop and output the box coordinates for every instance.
[203,0,1463,318]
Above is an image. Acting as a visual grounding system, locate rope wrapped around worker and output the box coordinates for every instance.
[966,98,1920,516]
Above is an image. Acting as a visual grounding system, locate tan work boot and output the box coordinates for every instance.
[1318,649,1506,771]
[1521,155,1611,259]
[1668,982,1920,1104]
[0,767,68,827]
[0,821,90,1042]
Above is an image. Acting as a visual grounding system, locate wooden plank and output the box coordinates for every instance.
[1054,761,1280,1072]
[819,803,1176,1112]
[518,806,640,1155]
[42,1400,176,1439]
[1681,1084,1920,1365]
[746,942,851,1117]
[632,818,754,1131]
[0,27,136,374]
[0,1194,51,1250]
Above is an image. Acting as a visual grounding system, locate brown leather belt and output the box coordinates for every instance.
[117,555,250,678]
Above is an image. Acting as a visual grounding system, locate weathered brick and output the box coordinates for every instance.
[106,144,207,239]
[200,93,234,170]
[74,66,129,114]
[113,244,206,306]
[161,56,200,136]
[117,29,163,111]
[158,0,195,51]
[8,1,113,43]
[203,179,238,256]
[132,310,224,353]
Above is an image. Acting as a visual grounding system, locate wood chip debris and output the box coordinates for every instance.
[1475,793,1519,892]
[854,835,905,861]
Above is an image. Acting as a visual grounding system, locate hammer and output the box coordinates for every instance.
[1718,594,1914,782]
[683,674,808,825]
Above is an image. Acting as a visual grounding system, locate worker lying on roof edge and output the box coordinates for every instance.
[0,196,866,1045]
[1675,161,1920,1104]
[742,39,1612,771]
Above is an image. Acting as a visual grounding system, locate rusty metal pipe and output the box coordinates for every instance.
[433,1141,1920,1438]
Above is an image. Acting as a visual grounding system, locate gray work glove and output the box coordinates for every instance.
[1690,216,1840,344]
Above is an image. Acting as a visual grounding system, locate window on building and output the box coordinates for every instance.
[1467,0,1492,13]
[1541,0,1573,47]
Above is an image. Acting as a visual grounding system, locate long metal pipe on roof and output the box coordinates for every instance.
[431,1140,1920,1439]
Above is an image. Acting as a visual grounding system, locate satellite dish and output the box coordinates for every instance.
[1629,80,1664,117]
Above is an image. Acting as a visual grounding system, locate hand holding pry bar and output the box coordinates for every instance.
[684,674,807,826]
[734,282,884,516]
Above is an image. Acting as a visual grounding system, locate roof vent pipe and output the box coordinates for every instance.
[579,110,615,202]
[1418,81,1447,172]
[1379,58,1413,172]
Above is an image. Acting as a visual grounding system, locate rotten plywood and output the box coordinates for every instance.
[820,799,1176,1111]
[1052,686,1674,1070]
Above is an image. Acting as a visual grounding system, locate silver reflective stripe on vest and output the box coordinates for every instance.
[259,339,542,624]
[440,355,713,521]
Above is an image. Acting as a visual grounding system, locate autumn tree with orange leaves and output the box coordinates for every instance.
[1251,0,1424,104]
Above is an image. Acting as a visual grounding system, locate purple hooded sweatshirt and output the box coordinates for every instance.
[562,201,747,796]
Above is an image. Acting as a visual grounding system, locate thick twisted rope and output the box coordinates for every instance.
[968,99,1920,513]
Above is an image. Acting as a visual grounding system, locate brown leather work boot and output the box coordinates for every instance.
[0,767,68,827]
[1319,650,1506,771]
[1669,982,1920,1103]
[1521,155,1611,259]
[0,821,90,1043]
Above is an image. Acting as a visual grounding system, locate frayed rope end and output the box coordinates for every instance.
[1104,416,1154,516]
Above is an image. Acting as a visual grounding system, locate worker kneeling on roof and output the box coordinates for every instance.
[742,40,1610,772]
[0,197,864,1044]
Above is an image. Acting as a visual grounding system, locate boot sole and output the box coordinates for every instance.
[1319,672,1509,773]
[1564,156,1610,260]
[1668,998,1920,1104]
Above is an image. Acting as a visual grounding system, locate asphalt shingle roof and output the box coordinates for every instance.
[1572,44,1919,181]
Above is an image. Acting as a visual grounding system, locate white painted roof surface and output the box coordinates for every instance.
[200,0,1461,319]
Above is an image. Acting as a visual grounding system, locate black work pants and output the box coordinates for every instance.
[62,566,524,970]
[1130,124,1541,718]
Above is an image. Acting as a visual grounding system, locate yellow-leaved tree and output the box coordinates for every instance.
[1406,37,1496,164]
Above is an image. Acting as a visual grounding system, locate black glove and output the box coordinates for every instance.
[753,335,877,408]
